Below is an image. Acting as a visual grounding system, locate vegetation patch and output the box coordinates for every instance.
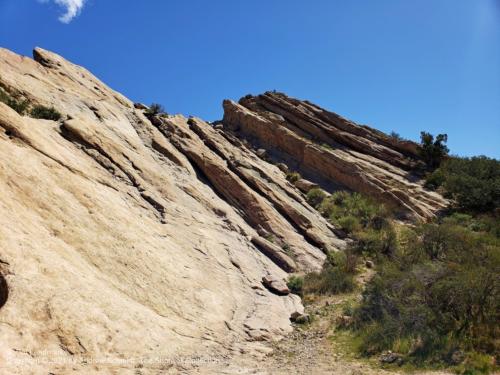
[299,148,499,373]
[425,156,499,213]
[145,103,165,116]
[0,87,29,115]
[286,171,301,183]
[286,275,304,295]
[318,191,391,237]
[350,217,499,372]
[419,131,449,170]
[306,187,327,208]
[30,105,62,121]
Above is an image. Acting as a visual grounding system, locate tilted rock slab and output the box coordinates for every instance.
[0,48,342,373]
[222,92,448,221]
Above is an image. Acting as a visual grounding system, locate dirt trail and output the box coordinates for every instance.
[251,269,451,375]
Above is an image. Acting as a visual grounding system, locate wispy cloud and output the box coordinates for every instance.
[39,0,86,23]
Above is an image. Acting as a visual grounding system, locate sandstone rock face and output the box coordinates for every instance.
[0,48,344,373]
[0,47,446,373]
[223,92,448,220]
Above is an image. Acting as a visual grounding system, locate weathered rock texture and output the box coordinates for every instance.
[223,92,448,220]
[0,48,344,374]
[0,47,445,373]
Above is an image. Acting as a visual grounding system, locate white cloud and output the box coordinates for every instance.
[38,0,86,23]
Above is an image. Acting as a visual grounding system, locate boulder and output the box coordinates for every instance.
[134,102,149,110]
[380,351,404,365]
[262,275,290,295]
[290,311,310,324]
[256,148,267,159]
[294,178,319,193]
[276,163,289,173]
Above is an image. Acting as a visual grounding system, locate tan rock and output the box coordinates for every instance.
[294,178,319,193]
[262,275,290,296]
[0,47,448,374]
[0,47,320,374]
[222,93,448,221]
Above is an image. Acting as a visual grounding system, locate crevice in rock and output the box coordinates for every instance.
[59,123,167,220]
[0,274,9,309]
[188,122,331,252]
[251,237,296,272]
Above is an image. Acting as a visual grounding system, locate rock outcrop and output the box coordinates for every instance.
[223,92,448,220]
[0,47,342,374]
[0,47,446,373]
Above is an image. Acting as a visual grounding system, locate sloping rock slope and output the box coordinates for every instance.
[0,48,341,374]
[0,48,444,373]
[223,93,447,220]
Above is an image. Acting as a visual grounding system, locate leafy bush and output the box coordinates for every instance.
[419,131,449,169]
[353,226,398,258]
[456,352,496,375]
[336,215,361,233]
[30,105,62,121]
[306,188,327,208]
[286,172,301,183]
[389,131,402,141]
[287,275,304,295]
[426,156,499,212]
[319,191,389,235]
[351,219,500,368]
[145,103,165,116]
[0,87,29,115]
[303,250,357,295]
[304,264,356,295]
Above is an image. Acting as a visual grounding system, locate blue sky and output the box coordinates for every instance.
[1,0,499,158]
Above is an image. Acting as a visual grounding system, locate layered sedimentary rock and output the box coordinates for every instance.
[222,92,447,220]
[0,47,446,374]
[0,48,343,374]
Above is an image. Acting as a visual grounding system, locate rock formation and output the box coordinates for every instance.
[0,47,446,373]
[223,93,447,220]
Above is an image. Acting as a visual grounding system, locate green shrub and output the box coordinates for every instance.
[306,188,327,208]
[304,264,356,295]
[426,156,499,213]
[30,105,62,121]
[456,352,496,375]
[419,131,449,169]
[281,243,293,256]
[389,131,402,141]
[353,226,398,258]
[286,172,301,183]
[145,103,165,116]
[303,250,357,295]
[351,218,500,367]
[7,99,29,115]
[319,191,389,234]
[287,275,304,295]
[0,87,10,104]
[336,215,361,233]
[0,87,29,115]
[326,250,358,273]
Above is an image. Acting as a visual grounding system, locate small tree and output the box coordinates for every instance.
[419,131,449,169]
[145,103,165,116]
[389,131,402,141]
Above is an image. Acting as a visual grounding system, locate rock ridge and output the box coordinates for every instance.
[222,92,447,220]
[0,47,446,373]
